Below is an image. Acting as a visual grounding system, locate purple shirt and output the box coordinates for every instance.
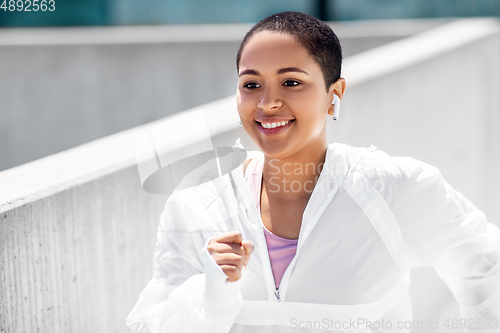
[244,156,298,289]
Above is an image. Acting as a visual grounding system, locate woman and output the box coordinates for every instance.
[127,11,500,332]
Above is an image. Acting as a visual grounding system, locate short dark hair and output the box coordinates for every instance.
[236,11,342,92]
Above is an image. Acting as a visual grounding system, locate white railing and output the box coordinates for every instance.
[1,18,498,333]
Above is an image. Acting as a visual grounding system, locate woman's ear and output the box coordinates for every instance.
[327,78,346,117]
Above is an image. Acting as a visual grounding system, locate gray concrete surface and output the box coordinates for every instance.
[1,18,498,333]
[0,19,450,171]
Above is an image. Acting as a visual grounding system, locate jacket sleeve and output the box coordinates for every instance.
[393,156,500,331]
[126,194,245,333]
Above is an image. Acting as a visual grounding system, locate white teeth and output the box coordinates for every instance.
[261,120,290,129]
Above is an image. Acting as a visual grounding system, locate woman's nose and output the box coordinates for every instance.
[257,85,283,111]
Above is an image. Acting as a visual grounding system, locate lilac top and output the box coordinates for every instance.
[244,156,298,289]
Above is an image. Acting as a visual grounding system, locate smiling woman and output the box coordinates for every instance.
[127,11,500,333]
[236,30,345,164]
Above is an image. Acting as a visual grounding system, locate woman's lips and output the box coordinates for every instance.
[257,119,295,135]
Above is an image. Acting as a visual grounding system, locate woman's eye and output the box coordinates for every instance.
[243,82,261,89]
[283,80,300,87]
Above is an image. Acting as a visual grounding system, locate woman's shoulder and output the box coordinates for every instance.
[337,144,444,208]
[339,143,438,181]
[337,144,438,210]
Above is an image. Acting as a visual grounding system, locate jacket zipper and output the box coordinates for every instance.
[274,288,281,302]
[255,216,284,302]
[273,244,299,302]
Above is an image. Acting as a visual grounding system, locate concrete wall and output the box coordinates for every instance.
[0,97,249,332]
[0,18,450,171]
[0,18,498,332]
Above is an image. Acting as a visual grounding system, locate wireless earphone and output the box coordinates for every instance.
[332,94,341,121]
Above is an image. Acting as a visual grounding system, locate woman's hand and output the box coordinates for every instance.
[206,231,254,282]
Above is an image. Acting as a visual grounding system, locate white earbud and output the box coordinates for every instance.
[332,94,341,121]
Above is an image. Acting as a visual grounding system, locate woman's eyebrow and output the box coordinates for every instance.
[239,67,309,77]
[239,69,259,77]
[277,67,309,75]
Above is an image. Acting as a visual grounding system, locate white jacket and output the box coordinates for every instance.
[127,141,500,332]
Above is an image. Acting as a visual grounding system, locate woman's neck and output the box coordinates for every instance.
[261,141,328,202]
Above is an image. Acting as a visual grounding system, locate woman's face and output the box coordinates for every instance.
[237,31,339,160]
